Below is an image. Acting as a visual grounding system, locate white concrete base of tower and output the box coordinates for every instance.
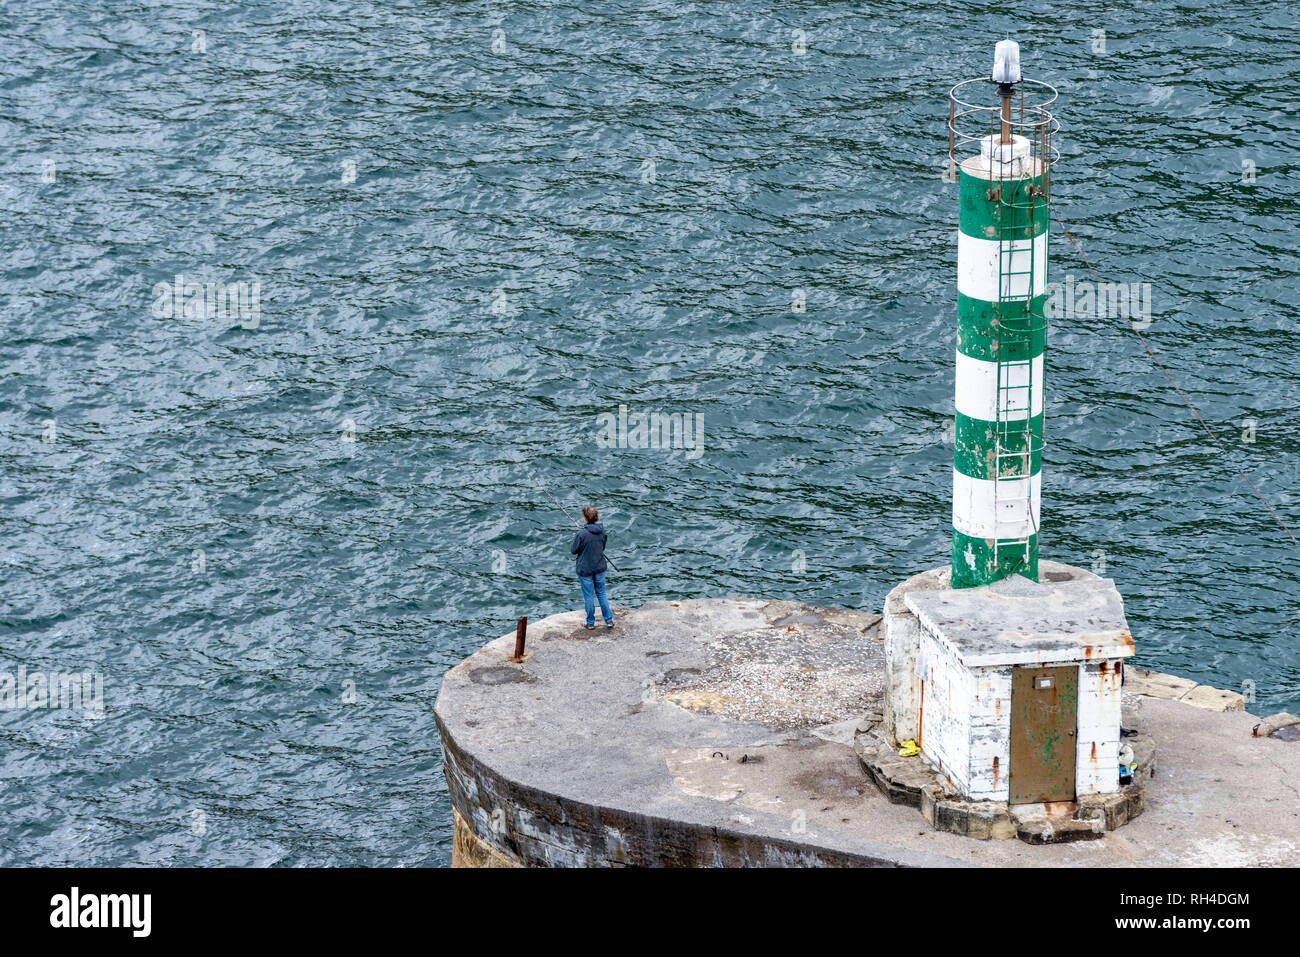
[906,574,1133,802]
[883,559,1101,750]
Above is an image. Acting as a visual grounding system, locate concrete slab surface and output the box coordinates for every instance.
[436,598,1300,867]
[905,576,1135,666]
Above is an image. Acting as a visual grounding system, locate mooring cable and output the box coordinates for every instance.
[1051,207,1299,550]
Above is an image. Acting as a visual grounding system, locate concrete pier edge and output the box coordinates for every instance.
[436,594,1298,868]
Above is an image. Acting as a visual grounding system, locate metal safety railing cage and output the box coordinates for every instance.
[947,77,1059,198]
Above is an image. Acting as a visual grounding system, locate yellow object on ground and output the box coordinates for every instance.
[898,739,919,757]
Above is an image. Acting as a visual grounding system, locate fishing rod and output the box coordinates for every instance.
[525,471,620,572]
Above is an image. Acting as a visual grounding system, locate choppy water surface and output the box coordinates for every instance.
[1,1,1297,865]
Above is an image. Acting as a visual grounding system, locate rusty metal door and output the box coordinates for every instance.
[1009,665,1077,804]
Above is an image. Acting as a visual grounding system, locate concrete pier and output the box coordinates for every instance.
[436,596,1300,867]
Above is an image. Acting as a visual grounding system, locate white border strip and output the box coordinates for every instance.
[952,468,1041,540]
[957,230,1047,303]
[955,350,1043,422]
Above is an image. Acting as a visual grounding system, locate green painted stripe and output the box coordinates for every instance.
[956,292,1047,362]
[954,412,1043,480]
[959,169,1047,241]
[951,530,1039,589]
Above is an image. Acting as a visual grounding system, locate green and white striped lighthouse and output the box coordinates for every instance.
[947,41,1058,589]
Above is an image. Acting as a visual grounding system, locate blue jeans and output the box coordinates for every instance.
[579,572,612,626]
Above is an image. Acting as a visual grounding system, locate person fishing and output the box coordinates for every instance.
[571,506,614,629]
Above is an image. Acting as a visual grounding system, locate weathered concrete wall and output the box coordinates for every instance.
[883,566,950,746]
[917,626,973,792]
[920,652,1125,802]
[967,667,1013,800]
[452,808,522,868]
[917,640,1018,802]
[1077,660,1124,795]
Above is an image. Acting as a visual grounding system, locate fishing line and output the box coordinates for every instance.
[521,466,621,572]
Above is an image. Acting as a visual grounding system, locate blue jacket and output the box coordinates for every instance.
[570,522,608,577]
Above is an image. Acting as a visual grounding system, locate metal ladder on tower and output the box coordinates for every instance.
[991,167,1040,574]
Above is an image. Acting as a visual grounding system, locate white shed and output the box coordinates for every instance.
[904,575,1134,804]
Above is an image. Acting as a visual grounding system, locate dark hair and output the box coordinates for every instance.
[582,506,598,524]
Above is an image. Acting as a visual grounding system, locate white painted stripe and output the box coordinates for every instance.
[952,468,1041,540]
[954,350,1043,422]
[957,230,1047,303]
